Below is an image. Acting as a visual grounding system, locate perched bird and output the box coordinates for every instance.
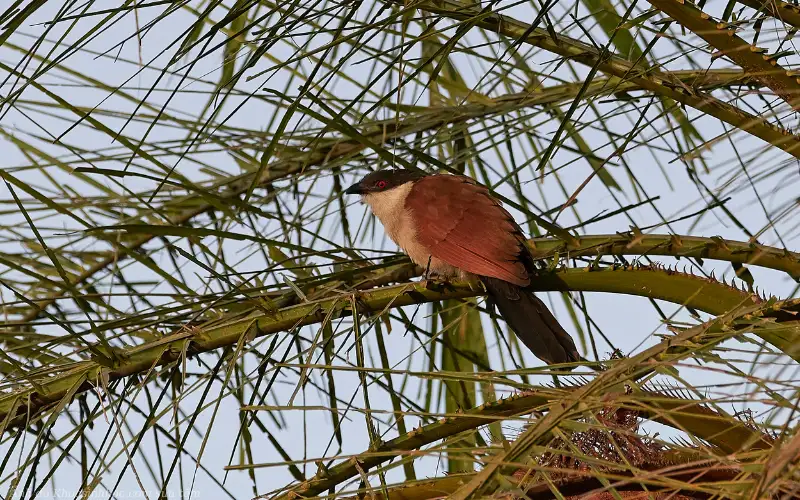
[345,169,579,365]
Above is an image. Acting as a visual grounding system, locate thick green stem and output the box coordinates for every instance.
[0,263,782,430]
[401,0,800,157]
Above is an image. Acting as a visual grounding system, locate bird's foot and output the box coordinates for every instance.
[421,276,456,293]
[485,295,496,315]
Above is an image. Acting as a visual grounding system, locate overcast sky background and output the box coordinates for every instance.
[1,0,799,498]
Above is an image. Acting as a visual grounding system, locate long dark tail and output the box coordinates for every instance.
[481,276,579,365]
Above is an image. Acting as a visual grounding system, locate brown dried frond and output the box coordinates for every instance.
[507,406,747,499]
[565,493,696,499]
[529,405,664,477]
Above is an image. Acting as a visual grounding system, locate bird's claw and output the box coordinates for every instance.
[421,278,439,291]
[422,277,456,293]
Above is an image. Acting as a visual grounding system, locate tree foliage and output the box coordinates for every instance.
[0,0,799,498]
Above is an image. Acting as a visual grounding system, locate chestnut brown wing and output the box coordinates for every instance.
[406,174,530,286]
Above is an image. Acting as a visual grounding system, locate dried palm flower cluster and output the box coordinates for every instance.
[562,494,696,500]
[515,406,667,480]
[533,406,662,475]
[511,406,714,499]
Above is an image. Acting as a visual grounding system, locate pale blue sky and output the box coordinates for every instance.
[1,1,798,499]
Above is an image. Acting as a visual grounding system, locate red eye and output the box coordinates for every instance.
[375,180,388,189]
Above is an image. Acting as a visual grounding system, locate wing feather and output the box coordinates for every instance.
[406,175,530,286]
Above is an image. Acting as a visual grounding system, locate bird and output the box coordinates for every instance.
[344,168,580,365]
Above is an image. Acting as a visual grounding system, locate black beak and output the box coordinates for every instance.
[344,182,364,195]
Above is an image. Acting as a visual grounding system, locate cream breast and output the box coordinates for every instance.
[361,182,463,279]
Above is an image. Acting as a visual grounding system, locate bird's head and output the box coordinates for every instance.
[344,169,424,196]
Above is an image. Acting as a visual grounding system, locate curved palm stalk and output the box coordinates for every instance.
[737,0,800,30]
[269,377,776,499]
[403,0,800,157]
[332,462,746,500]
[6,69,749,327]
[528,232,800,281]
[646,0,800,111]
[446,297,800,499]
[0,263,781,430]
